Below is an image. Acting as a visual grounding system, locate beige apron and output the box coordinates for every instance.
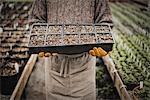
[24,53,96,100]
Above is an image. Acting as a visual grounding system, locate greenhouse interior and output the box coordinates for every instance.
[0,0,150,100]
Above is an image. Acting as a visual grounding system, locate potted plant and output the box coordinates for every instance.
[0,61,19,95]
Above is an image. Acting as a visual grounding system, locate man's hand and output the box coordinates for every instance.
[38,47,109,58]
[89,47,108,57]
[38,52,57,57]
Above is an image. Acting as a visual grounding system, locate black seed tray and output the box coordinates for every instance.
[28,23,114,54]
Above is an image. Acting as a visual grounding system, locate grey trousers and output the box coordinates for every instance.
[24,53,96,100]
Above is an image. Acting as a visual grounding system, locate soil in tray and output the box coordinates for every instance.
[97,33,113,43]
[29,35,45,46]
[48,26,62,34]
[63,34,79,45]
[46,34,62,46]
[96,26,110,33]
[64,25,78,34]
[79,26,94,33]
[84,26,94,33]
[32,25,47,34]
[31,25,111,34]
[29,24,113,47]
[80,33,96,44]
[29,33,113,46]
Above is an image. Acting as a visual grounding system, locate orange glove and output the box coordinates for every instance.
[89,47,108,57]
[38,52,45,57]
[38,52,57,57]
[39,47,109,58]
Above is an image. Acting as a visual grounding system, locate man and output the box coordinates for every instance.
[25,0,112,100]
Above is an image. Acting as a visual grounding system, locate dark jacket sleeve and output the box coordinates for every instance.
[94,0,113,24]
[30,0,47,23]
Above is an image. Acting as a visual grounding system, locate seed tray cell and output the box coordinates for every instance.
[78,25,94,33]
[83,26,94,33]
[63,34,79,45]
[48,26,62,34]
[64,25,78,34]
[97,33,113,43]
[28,23,114,54]
[45,34,62,46]
[80,33,96,44]
[31,24,47,34]
[96,25,110,33]
[29,34,45,47]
